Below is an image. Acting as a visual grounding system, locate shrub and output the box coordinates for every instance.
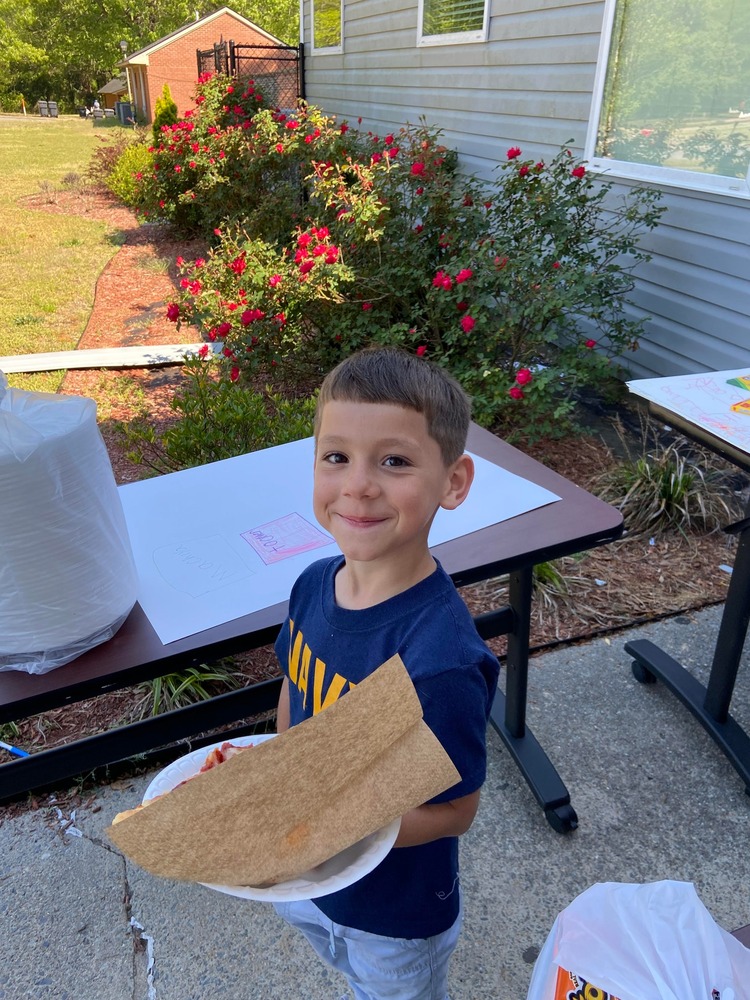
[164,112,663,438]
[118,354,317,474]
[128,69,664,439]
[137,72,269,234]
[105,141,154,206]
[151,83,179,142]
[86,130,141,187]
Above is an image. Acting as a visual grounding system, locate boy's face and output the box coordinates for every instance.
[313,400,473,572]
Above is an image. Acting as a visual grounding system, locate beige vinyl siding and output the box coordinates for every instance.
[303,0,750,379]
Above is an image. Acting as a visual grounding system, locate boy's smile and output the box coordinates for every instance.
[314,400,473,603]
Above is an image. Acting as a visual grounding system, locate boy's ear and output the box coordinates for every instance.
[441,453,474,511]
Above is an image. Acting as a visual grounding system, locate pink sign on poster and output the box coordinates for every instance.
[242,512,333,565]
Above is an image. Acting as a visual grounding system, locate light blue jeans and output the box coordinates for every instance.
[274,896,462,1000]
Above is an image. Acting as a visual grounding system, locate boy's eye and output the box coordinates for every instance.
[383,455,410,468]
[322,451,347,464]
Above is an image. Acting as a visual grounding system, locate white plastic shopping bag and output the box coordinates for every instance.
[526,880,750,1000]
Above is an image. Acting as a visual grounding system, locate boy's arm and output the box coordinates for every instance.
[276,677,290,733]
[394,789,481,848]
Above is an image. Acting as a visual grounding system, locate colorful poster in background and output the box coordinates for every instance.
[627,369,750,457]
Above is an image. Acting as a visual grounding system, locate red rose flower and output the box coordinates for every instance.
[411,161,426,176]
[362,302,373,311]
[515,368,532,386]
[571,165,586,178]
[416,345,427,357]
[507,146,522,159]
[455,268,473,284]
[519,165,529,177]
[197,344,209,358]
[460,315,476,333]
[508,386,524,400]
[230,366,240,382]
[585,339,597,348]
[166,303,180,322]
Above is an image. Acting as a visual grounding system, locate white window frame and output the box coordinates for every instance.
[585,0,750,200]
[311,0,343,54]
[417,0,490,47]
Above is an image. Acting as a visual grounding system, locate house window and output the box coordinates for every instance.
[588,0,750,197]
[418,0,489,46]
[312,0,342,51]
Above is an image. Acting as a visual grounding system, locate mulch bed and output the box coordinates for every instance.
[0,186,740,813]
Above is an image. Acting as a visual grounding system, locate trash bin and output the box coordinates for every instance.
[78,108,87,119]
[116,101,133,124]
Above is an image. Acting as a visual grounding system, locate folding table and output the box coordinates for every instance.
[624,397,750,796]
[0,423,623,830]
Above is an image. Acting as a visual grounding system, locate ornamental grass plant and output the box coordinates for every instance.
[592,416,741,537]
[112,72,665,441]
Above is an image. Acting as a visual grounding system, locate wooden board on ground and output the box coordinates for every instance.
[0,344,217,374]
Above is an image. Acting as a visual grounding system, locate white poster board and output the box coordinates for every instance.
[627,369,750,457]
[119,437,560,644]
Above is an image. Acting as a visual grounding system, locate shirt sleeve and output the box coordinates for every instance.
[414,660,495,803]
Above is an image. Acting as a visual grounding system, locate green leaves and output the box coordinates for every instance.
[114,91,664,443]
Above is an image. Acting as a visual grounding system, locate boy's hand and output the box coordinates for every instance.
[394,790,481,848]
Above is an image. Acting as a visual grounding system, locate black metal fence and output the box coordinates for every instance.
[196,41,304,109]
[196,41,230,76]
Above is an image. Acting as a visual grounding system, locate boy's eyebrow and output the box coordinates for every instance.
[317,433,424,450]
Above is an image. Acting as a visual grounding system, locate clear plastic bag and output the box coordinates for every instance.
[0,372,138,673]
[526,880,750,1000]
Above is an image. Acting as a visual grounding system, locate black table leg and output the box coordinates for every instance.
[488,567,578,834]
[625,508,750,794]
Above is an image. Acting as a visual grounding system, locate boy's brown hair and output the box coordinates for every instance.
[315,347,472,465]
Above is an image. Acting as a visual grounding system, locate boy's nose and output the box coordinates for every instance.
[342,462,378,497]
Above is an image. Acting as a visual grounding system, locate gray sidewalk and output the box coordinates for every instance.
[2,604,750,1000]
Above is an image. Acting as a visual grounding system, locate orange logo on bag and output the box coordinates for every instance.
[554,967,621,1000]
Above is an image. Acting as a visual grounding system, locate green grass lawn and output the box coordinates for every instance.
[0,115,125,393]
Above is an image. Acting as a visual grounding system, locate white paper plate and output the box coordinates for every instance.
[143,734,400,902]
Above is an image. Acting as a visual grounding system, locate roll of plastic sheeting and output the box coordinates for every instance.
[0,372,138,673]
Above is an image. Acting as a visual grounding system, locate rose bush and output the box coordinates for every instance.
[131,74,664,439]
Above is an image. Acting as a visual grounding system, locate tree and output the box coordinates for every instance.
[0,0,300,112]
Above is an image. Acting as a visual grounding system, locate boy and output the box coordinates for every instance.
[274,346,500,1000]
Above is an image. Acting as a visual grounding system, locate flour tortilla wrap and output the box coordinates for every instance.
[106,655,461,886]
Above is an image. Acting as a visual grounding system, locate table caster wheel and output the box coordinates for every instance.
[544,803,578,834]
[631,660,657,684]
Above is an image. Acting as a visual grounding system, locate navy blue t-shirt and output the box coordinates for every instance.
[274,555,499,939]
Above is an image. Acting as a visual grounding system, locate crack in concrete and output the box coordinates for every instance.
[50,805,158,1000]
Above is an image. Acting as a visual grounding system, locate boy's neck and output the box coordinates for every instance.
[334,552,437,610]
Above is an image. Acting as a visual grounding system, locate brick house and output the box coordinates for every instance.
[119,6,288,124]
